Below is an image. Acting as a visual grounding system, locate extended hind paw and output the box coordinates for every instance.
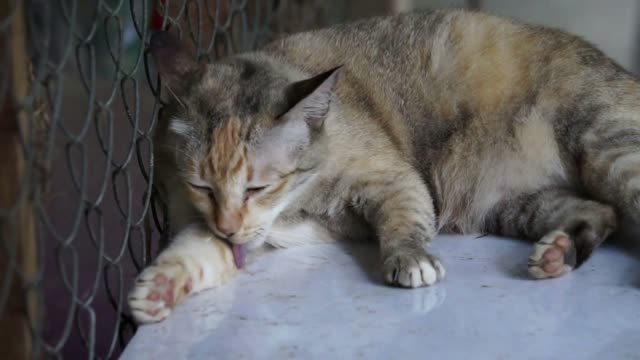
[528,230,576,279]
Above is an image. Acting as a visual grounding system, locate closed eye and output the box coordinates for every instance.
[188,183,216,201]
[245,185,268,198]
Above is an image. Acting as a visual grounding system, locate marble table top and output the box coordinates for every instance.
[122,234,640,360]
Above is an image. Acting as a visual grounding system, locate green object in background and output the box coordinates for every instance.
[89,0,151,80]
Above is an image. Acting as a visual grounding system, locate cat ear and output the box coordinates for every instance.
[280,66,342,129]
[149,31,199,90]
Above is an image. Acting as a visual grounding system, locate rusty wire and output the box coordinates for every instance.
[0,0,335,358]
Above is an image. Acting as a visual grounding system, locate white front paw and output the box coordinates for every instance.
[383,249,445,288]
[128,261,194,324]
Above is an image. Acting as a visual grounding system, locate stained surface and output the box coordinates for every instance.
[123,234,640,360]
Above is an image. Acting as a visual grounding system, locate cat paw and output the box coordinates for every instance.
[383,249,445,288]
[128,261,194,323]
[528,230,577,279]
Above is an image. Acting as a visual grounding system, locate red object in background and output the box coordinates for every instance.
[149,0,165,31]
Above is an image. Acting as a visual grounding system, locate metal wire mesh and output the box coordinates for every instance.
[0,0,340,358]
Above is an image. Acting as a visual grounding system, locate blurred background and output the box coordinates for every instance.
[1,0,638,359]
[410,0,640,73]
[368,0,640,73]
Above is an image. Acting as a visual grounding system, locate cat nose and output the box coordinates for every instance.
[218,226,235,238]
[215,215,240,238]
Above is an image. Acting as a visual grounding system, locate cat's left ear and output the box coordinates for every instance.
[149,31,200,91]
[280,66,342,129]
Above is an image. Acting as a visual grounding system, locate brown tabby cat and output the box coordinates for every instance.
[129,9,632,323]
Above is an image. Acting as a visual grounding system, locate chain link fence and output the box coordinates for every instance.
[0,0,349,358]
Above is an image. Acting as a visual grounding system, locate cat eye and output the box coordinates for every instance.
[188,183,215,199]
[245,186,268,198]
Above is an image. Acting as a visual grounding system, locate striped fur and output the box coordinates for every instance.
[130,9,640,323]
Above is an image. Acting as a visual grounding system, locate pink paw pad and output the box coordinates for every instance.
[154,273,168,285]
[529,231,576,279]
[129,262,195,323]
[149,273,189,309]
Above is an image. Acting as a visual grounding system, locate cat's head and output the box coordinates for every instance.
[150,31,340,257]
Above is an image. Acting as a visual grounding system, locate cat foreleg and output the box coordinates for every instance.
[352,164,445,288]
[128,225,237,323]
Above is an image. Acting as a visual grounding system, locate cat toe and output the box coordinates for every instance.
[128,261,193,324]
[383,250,445,288]
[528,230,576,279]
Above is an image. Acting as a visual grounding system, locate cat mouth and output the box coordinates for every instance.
[221,230,265,269]
[211,227,248,269]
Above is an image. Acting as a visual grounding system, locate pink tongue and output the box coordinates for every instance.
[232,244,247,269]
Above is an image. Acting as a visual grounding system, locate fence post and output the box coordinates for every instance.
[0,0,38,359]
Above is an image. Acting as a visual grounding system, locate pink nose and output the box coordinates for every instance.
[215,214,240,238]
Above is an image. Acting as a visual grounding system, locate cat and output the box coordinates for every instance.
[128,8,634,323]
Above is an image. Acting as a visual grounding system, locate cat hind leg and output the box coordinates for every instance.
[580,116,640,223]
[486,187,618,279]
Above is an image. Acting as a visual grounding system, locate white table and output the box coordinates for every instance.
[122,234,640,360]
